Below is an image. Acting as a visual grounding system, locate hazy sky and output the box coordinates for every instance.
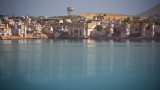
[0,0,160,17]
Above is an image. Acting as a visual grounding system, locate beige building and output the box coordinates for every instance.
[87,20,100,34]
[33,23,42,36]
[0,24,6,36]
[0,23,11,36]
[67,20,102,38]
[7,19,15,25]
[67,22,87,37]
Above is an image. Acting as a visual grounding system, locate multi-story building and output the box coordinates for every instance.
[0,23,12,36]
[107,23,114,37]
[0,24,6,36]
[87,20,101,34]
[33,23,42,36]
[67,21,87,38]
[146,23,155,38]
[11,20,27,37]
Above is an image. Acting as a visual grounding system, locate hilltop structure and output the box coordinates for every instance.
[67,7,74,16]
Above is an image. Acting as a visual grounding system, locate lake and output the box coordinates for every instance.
[0,39,160,90]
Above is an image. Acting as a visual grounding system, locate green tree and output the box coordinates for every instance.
[123,17,132,24]
[96,25,103,31]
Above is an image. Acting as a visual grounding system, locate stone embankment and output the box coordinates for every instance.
[0,34,48,40]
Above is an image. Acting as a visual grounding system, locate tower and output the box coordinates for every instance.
[67,7,74,15]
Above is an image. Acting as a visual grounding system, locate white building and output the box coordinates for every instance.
[11,22,27,37]
[124,23,131,36]
[107,23,114,37]
[146,24,155,38]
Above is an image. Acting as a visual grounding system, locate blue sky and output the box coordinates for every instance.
[0,0,160,16]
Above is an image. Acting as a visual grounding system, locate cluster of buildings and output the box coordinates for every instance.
[0,15,46,39]
[0,13,160,40]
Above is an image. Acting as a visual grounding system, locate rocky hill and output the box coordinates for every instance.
[138,3,160,17]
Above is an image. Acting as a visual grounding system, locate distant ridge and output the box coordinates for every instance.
[138,3,160,16]
[78,13,130,20]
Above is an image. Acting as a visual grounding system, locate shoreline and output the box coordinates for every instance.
[0,36,48,40]
[1,36,160,41]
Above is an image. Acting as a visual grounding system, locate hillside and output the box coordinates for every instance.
[78,13,130,20]
[138,3,160,17]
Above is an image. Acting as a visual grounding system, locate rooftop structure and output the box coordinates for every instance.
[67,7,74,16]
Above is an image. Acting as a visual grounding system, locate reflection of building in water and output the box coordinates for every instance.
[86,52,97,77]
[9,45,88,81]
[110,41,114,73]
[86,42,112,76]
[1,41,158,83]
[0,59,2,77]
[125,47,131,71]
[0,43,20,80]
[18,40,27,44]
[86,39,96,47]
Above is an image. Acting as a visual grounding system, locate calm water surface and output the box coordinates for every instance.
[0,39,160,90]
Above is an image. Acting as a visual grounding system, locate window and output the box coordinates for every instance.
[80,30,82,35]
[71,30,72,35]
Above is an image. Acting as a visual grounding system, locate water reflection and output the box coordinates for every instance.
[35,39,42,44]
[0,57,2,76]
[86,39,96,47]
[0,40,160,87]
[86,48,96,77]
[0,40,12,46]
[109,39,114,44]
[18,40,27,44]
[126,39,130,43]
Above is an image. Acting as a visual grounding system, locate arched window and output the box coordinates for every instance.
[80,29,82,35]
[71,29,72,35]
[74,29,78,36]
